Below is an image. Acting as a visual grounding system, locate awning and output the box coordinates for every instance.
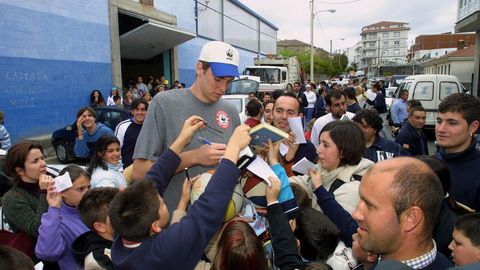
[120,21,196,60]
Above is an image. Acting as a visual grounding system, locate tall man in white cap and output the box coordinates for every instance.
[132,41,241,208]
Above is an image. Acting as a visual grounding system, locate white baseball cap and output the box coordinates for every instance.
[199,41,240,78]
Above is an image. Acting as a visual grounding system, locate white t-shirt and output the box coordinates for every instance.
[305,91,317,108]
[310,112,356,147]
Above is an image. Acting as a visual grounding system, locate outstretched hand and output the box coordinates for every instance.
[308,167,323,190]
[267,139,280,165]
[265,177,281,204]
[178,115,206,143]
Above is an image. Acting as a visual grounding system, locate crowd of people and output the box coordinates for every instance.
[1,40,480,270]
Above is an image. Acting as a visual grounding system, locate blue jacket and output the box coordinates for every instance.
[436,139,480,211]
[111,149,241,270]
[74,123,114,158]
[395,122,428,156]
[366,92,387,114]
[365,135,409,163]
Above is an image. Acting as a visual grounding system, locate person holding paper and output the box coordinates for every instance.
[272,92,318,176]
[290,121,374,214]
[35,165,90,269]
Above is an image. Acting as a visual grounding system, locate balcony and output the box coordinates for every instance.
[456,0,480,32]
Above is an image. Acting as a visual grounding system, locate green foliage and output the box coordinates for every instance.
[276,48,347,77]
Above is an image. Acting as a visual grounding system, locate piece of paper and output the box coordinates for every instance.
[239,146,254,158]
[279,143,289,156]
[54,172,73,192]
[292,157,317,175]
[34,262,44,270]
[287,117,307,144]
[366,89,377,101]
[246,157,276,186]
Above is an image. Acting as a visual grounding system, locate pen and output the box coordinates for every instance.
[185,168,191,182]
[202,120,224,134]
[198,136,212,145]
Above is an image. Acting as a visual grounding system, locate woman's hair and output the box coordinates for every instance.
[88,135,120,174]
[415,155,471,215]
[76,106,96,120]
[4,141,44,181]
[212,220,266,270]
[59,165,90,184]
[90,90,105,105]
[320,121,366,166]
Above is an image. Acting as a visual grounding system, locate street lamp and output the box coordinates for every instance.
[310,1,335,82]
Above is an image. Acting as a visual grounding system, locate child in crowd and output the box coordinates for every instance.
[449,213,480,266]
[245,99,263,128]
[108,116,251,269]
[88,135,127,189]
[72,187,119,270]
[113,95,122,107]
[0,245,35,270]
[35,165,90,269]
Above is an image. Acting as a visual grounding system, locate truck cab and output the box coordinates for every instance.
[244,66,287,92]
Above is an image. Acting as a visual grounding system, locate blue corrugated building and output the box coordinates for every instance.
[0,0,278,142]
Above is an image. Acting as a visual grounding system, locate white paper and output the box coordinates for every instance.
[279,142,289,156]
[246,157,276,186]
[239,146,254,158]
[54,172,73,192]
[35,262,44,270]
[287,117,307,144]
[292,157,317,175]
[340,114,351,121]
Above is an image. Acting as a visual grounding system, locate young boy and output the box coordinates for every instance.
[72,187,119,270]
[109,115,251,269]
[449,213,480,266]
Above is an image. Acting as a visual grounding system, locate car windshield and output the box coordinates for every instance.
[226,79,259,95]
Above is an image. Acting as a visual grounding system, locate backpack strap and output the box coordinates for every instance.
[328,179,346,193]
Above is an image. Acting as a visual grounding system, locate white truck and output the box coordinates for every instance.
[243,56,303,93]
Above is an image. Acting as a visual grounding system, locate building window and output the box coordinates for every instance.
[448,64,451,75]
[394,40,400,46]
[383,41,388,47]
[394,32,400,37]
[369,42,376,47]
[382,50,388,55]
[383,32,388,38]
[393,49,400,55]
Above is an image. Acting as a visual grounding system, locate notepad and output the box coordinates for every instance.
[292,157,317,175]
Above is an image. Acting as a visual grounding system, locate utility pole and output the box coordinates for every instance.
[310,0,314,82]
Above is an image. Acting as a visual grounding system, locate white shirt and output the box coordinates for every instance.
[304,91,317,108]
[310,112,356,148]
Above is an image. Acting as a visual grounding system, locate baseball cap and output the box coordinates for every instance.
[199,41,240,78]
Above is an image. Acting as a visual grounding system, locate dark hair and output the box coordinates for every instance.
[4,141,44,181]
[398,89,409,97]
[406,99,422,110]
[301,262,330,270]
[271,89,286,100]
[212,220,266,270]
[294,81,301,87]
[264,100,275,108]
[275,92,302,114]
[343,87,357,100]
[88,135,120,174]
[199,60,210,71]
[90,90,106,106]
[131,98,149,111]
[455,213,480,247]
[320,121,366,166]
[415,156,471,215]
[372,83,380,91]
[438,93,480,126]
[78,187,119,231]
[325,90,346,106]
[294,207,340,261]
[109,180,161,242]
[113,95,121,102]
[353,109,383,134]
[408,106,426,117]
[389,160,443,238]
[76,106,96,119]
[290,182,312,209]
[246,99,263,117]
[0,245,34,270]
[59,165,90,184]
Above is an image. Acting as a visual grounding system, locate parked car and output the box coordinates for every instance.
[224,78,260,124]
[51,106,132,164]
[392,74,466,129]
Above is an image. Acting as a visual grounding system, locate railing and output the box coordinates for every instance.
[457,0,480,22]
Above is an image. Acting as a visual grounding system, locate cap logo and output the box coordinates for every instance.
[226,49,234,61]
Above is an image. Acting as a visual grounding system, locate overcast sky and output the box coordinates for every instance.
[239,0,458,53]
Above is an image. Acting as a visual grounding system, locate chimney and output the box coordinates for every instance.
[457,40,465,50]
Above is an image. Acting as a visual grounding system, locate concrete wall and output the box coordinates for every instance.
[0,0,112,142]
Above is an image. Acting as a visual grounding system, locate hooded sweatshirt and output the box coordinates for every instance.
[71,231,114,270]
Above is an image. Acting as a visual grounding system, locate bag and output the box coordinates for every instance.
[0,210,36,258]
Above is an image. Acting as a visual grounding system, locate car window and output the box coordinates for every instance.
[439,82,459,100]
[413,81,433,101]
[103,111,123,130]
[225,98,242,113]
